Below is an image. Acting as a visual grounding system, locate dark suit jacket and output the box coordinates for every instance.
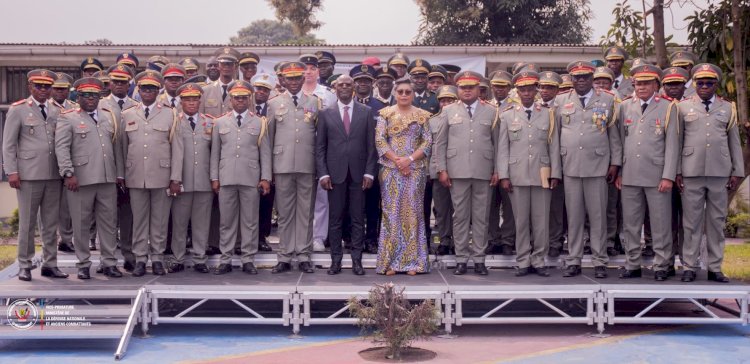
[315,101,377,184]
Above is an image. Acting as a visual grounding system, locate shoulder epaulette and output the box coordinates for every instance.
[600,89,614,95]
[503,105,514,112]
[557,89,573,95]
[200,113,215,119]
[11,99,25,106]
[100,106,111,112]
[50,101,63,108]
[622,95,633,101]
[60,108,77,115]
[122,104,138,112]
[219,111,232,118]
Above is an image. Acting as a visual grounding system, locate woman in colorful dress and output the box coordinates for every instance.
[375,77,432,275]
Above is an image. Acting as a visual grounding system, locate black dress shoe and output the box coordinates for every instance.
[152,262,166,276]
[500,245,514,256]
[535,267,550,277]
[258,238,272,252]
[583,245,592,255]
[548,247,561,258]
[436,245,451,256]
[619,268,642,279]
[41,267,69,278]
[667,265,677,277]
[123,261,136,272]
[272,262,291,274]
[242,262,258,274]
[58,241,75,252]
[77,267,91,280]
[708,271,730,283]
[654,270,668,281]
[606,247,619,257]
[214,263,233,275]
[562,265,581,277]
[474,263,488,275]
[454,263,468,275]
[103,266,123,278]
[96,265,105,274]
[594,266,608,279]
[194,264,210,273]
[365,243,379,254]
[89,239,97,251]
[18,268,31,281]
[299,261,314,273]
[132,262,147,277]
[515,267,531,277]
[641,245,655,257]
[352,260,365,275]
[327,262,342,275]
[681,270,696,282]
[168,263,184,273]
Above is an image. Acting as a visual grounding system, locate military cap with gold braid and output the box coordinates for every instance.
[630,58,650,69]
[80,57,103,72]
[670,51,697,67]
[350,64,376,80]
[428,64,448,80]
[631,63,662,81]
[593,66,615,81]
[692,63,722,80]
[53,72,73,88]
[27,69,55,84]
[239,52,260,65]
[274,61,289,76]
[93,70,110,85]
[661,67,689,84]
[161,63,186,78]
[281,62,305,78]
[437,85,458,100]
[375,65,398,80]
[604,46,629,61]
[407,59,431,75]
[147,55,170,71]
[566,60,596,76]
[513,62,538,75]
[179,57,200,71]
[227,80,254,96]
[214,47,241,63]
[176,82,203,98]
[489,70,512,86]
[116,53,139,68]
[315,51,336,64]
[454,71,482,87]
[251,73,277,90]
[512,70,539,87]
[387,53,410,67]
[107,64,135,81]
[479,77,490,89]
[73,77,104,93]
[539,71,562,86]
[134,70,163,87]
[185,74,209,87]
[559,74,573,89]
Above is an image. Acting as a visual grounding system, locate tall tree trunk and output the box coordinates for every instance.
[652,0,668,67]
[730,0,749,202]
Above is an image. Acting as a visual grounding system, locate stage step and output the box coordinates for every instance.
[0,323,124,339]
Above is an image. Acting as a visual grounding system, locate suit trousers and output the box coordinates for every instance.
[328,172,365,262]
[450,178,491,264]
[313,183,329,241]
[58,186,74,244]
[218,185,259,264]
[259,185,275,239]
[275,173,316,263]
[681,176,728,272]
[564,176,608,267]
[423,179,433,240]
[66,183,117,268]
[171,191,213,264]
[549,180,566,250]
[365,175,381,241]
[621,185,673,271]
[605,183,622,248]
[117,188,134,265]
[488,185,516,246]
[129,188,172,264]
[432,178,454,245]
[16,180,61,269]
[510,186,551,269]
[668,187,683,265]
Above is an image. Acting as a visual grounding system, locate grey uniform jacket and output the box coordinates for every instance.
[200,80,234,117]
[2,97,63,180]
[119,103,183,188]
[434,100,500,180]
[176,113,214,192]
[157,93,183,114]
[497,102,562,186]
[677,95,744,178]
[209,111,272,186]
[615,76,635,98]
[267,92,320,174]
[618,95,680,186]
[100,95,138,119]
[52,99,78,111]
[54,108,120,186]
[555,89,622,178]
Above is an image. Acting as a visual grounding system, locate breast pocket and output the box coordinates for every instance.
[151,123,170,136]
[508,125,522,141]
[248,127,260,136]
[74,128,90,140]
[535,124,549,140]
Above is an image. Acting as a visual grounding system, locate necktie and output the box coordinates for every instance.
[614,79,620,89]
[189,116,195,130]
[170,97,176,108]
[292,95,299,107]
[144,107,149,119]
[525,110,532,120]
[579,97,586,108]
[703,100,711,112]
[39,104,47,120]
[466,105,473,118]
[222,85,228,102]
[256,105,262,115]
[342,105,351,135]
[236,114,242,127]
[89,112,97,124]
[117,99,124,110]
[641,103,648,114]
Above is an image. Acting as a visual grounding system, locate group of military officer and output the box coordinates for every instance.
[1,45,744,283]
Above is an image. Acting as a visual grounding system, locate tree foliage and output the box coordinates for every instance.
[599,0,675,61]
[267,0,323,37]
[230,19,323,45]
[413,0,593,45]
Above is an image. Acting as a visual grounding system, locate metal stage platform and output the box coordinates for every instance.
[1,254,748,360]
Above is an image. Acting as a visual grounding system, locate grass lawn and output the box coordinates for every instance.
[722,242,750,282]
[0,245,18,271]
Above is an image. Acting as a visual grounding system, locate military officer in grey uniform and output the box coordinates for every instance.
[201,47,241,117]
[169,83,214,274]
[670,51,698,98]
[431,85,458,255]
[157,63,186,112]
[556,61,621,278]
[605,46,635,97]
[210,80,272,275]
[51,72,77,253]
[486,70,517,255]
[267,62,320,274]
[497,70,561,277]
[55,77,123,279]
[3,69,67,281]
[119,70,184,277]
[179,57,200,78]
[435,71,500,276]
[615,64,679,281]
[676,63,744,283]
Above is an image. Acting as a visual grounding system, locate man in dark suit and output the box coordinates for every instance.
[316,74,377,276]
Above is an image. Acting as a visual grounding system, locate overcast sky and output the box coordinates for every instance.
[0,0,709,45]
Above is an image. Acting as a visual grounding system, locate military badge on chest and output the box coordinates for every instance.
[562,103,575,124]
[275,104,288,122]
[591,103,608,132]
[624,119,633,136]
[654,118,662,135]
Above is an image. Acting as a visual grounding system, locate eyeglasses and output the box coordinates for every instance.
[396,89,413,96]
[232,95,250,100]
[111,79,129,85]
[79,92,100,99]
[33,83,52,90]
[696,80,716,88]
[140,86,159,93]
